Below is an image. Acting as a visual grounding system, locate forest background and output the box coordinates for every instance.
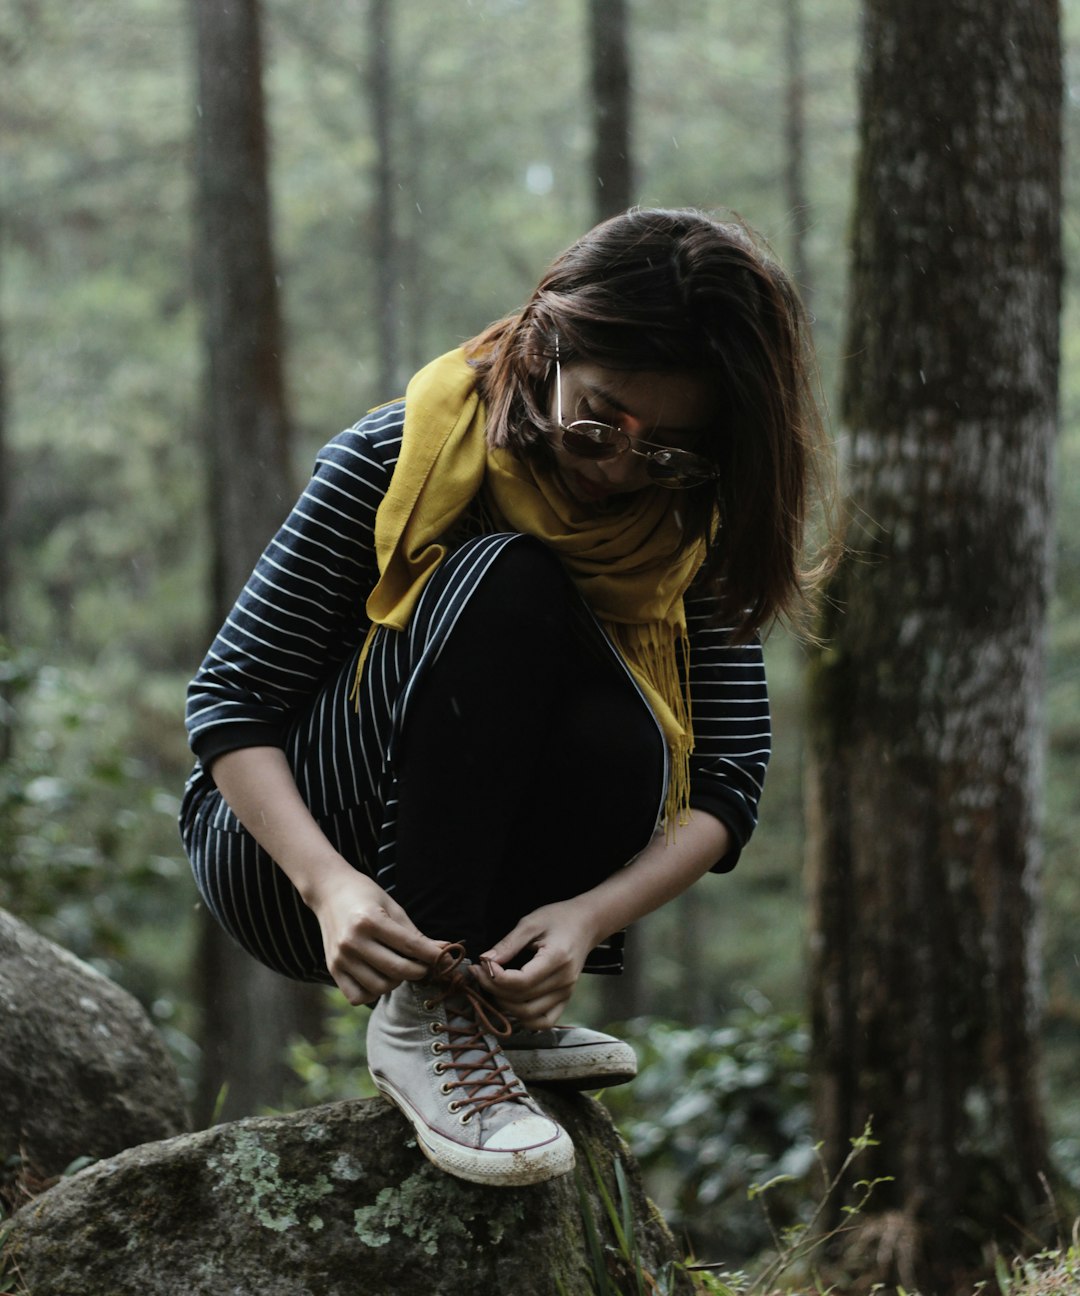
[1,0,1078,1270]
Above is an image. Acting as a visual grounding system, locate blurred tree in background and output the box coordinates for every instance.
[189,0,324,1124]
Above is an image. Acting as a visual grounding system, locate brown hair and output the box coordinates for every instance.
[466,207,836,642]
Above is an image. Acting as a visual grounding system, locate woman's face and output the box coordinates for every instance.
[549,362,716,506]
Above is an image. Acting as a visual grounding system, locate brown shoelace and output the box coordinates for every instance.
[424,944,526,1120]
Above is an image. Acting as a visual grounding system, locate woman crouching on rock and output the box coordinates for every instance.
[180,207,831,1188]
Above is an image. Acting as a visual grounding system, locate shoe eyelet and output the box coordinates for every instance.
[423,999,435,1011]
[431,1042,444,1055]
[433,1061,446,1075]
[429,1021,443,1035]
[459,1112,472,1125]
[447,1100,462,1113]
[440,1083,454,1095]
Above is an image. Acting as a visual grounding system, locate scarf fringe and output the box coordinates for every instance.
[607,621,694,832]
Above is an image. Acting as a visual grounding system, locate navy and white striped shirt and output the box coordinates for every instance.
[185,400,771,872]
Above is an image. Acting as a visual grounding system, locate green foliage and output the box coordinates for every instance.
[603,1013,814,1262]
[557,1150,682,1296]
[985,1229,1080,1296]
[0,649,180,959]
[283,990,376,1109]
[0,642,200,1095]
[563,1120,899,1296]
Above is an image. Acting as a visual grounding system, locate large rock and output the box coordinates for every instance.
[0,908,189,1179]
[3,1092,693,1296]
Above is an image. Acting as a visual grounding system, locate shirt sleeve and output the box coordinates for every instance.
[184,404,405,769]
[684,588,772,873]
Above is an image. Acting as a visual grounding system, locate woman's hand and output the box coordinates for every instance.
[472,813,733,1028]
[474,899,602,1029]
[211,747,445,1004]
[310,871,446,1006]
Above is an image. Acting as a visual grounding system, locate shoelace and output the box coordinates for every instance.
[424,944,526,1120]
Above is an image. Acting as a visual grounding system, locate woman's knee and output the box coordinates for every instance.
[463,536,577,644]
[425,535,581,672]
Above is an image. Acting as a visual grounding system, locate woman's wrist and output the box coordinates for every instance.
[298,855,379,912]
[573,811,731,942]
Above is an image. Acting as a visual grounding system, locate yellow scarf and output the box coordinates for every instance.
[357,348,707,827]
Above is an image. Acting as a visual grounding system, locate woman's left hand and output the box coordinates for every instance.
[474,899,601,1029]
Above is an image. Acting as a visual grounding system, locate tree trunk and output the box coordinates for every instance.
[0,224,12,764]
[367,0,399,396]
[805,1,1063,1288]
[782,0,811,304]
[190,0,323,1125]
[586,0,644,1025]
[588,0,633,220]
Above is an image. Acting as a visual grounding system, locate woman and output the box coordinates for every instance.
[180,207,830,1188]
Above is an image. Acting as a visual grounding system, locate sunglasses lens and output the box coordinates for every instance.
[561,423,621,461]
[645,450,714,488]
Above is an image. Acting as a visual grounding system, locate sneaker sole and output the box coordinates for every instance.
[371,1071,576,1187]
[503,1042,637,1091]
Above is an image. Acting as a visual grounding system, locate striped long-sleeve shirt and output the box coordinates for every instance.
[184,400,771,872]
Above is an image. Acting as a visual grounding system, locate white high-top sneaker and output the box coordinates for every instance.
[502,1025,637,1090]
[366,945,574,1187]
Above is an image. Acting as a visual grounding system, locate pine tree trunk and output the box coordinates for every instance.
[586,0,644,1025]
[368,0,399,396]
[190,0,323,1124]
[782,0,811,304]
[588,0,633,220]
[805,1,1063,1287]
[0,225,12,765]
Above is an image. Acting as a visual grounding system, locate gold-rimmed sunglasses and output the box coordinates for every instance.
[551,346,718,490]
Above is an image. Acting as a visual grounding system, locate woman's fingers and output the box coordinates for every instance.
[478,920,537,973]
[339,902,441,963]
[499,985,572,1029]
[482,945,576,1005]
[319,884,446,1003]
[334,970,382,1007]
[336,925,442,989]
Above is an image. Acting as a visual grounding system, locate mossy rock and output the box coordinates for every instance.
[2,1091,693,1295]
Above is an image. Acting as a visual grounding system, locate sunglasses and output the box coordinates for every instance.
[552,351,718,490]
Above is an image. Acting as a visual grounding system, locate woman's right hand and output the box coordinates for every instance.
[309,871,446,1006]
[211,747,444,1004]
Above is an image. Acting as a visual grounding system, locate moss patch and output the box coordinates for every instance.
[207,1128,334,1233]
[352,1170,525,1256]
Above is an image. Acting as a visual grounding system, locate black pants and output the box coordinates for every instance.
[393,538,665,958]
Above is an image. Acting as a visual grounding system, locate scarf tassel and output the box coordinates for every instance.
[607,621,695,834]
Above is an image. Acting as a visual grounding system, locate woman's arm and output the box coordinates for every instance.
[185,416,401,767]
[212,746,445,1004]
[683,594,772,870]
[475,810,731,1027]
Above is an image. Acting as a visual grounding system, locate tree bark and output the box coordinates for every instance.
[586,0,645,1025]
[190,0,322,1125]
[805,1,1063,1287]
[588,0,633,220]
[0,224,11,765]
[782,0,811,304]
[367,0,399,396]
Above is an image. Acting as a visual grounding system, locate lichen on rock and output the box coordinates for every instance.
[208,1127,334,1233]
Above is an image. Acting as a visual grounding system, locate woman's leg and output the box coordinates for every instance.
[390,536,665,958]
